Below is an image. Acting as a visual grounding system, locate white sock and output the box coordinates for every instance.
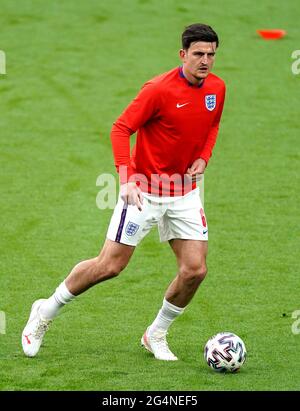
[39,281,75,320]
[148,298,185,335]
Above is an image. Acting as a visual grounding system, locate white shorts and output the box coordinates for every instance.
[106,187,208,246]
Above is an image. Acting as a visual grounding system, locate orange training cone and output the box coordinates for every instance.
[257,29,286,40]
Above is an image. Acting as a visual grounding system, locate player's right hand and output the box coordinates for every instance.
[120,182,143,211]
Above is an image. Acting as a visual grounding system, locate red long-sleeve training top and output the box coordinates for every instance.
[111,66,226,196]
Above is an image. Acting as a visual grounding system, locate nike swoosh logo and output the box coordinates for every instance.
[24,334,31,344]
[176,102,190,108]
[203,229,208,235]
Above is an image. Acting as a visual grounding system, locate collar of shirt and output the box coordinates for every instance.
[178,66,205,88]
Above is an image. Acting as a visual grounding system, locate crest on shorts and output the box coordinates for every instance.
[205,94,216,111]
[125,221,139,236]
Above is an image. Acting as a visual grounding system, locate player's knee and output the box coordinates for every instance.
[180,263,207,285]
[104,263,122,279]
[93,258,127,283]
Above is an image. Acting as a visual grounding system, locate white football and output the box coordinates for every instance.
[204,332,247,372]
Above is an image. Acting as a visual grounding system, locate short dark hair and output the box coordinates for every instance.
[182,23,219,50]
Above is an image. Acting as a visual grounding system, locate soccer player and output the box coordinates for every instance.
[22,23,226,361]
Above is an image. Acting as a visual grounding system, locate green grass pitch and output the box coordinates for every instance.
[0,0,299,391]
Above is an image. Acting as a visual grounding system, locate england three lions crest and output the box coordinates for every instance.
[125,221,139,236]
[205,94,217,111]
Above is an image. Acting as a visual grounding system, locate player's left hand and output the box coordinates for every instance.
[186,158,207,181]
